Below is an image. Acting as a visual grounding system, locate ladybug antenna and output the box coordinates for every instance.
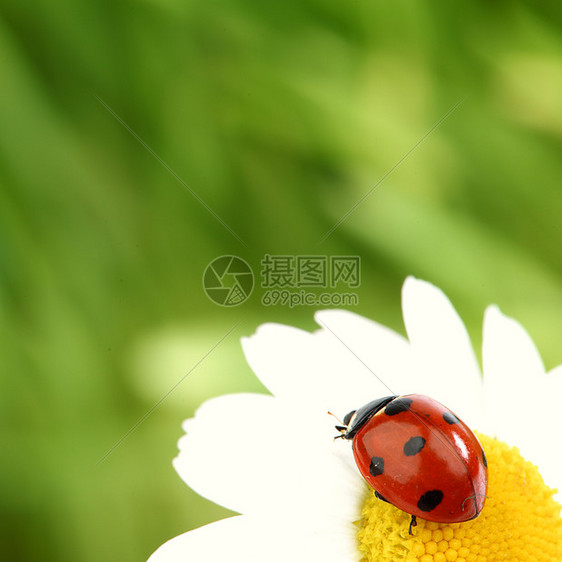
[327,411,344,426]
[461,494,489,511]
[328,411,348,440]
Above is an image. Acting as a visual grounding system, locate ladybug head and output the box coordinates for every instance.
[329,409,356,439]
[332,409,357,440]
[332,396,398,440]
[343,410,356,426]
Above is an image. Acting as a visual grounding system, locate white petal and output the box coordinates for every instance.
[173,393,366,523]
[241,320,395,417]
[483,305,545,380]
[543,366,562,501]
[401,277,486,429]
[314,309,415,395]
[483,305,562,495]
[147,515,360,562]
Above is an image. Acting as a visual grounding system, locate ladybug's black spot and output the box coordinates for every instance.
[417,490,444,512]
[369,456,384,477]
[385,397,412,416]
[482,448,488,468]
[443,412,459,425]
[404,436,426,456]
[375,491,390,503]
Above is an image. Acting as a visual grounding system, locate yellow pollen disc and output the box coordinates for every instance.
[357,433,562,561]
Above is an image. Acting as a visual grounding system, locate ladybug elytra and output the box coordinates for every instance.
[336,394,488,534]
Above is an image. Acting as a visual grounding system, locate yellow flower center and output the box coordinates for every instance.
[357,433,562,561]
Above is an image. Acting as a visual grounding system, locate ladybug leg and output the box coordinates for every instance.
[375,492,417,535]
[333,425,348,440]
[408,515,417,535]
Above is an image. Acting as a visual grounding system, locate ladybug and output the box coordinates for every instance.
[335,394,488,534]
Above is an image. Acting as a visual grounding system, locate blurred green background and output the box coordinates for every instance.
[2,0,562,560]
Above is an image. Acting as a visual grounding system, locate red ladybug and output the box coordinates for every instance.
[336,394,488,534]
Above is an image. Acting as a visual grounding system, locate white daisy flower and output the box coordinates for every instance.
[148,277,562,561]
